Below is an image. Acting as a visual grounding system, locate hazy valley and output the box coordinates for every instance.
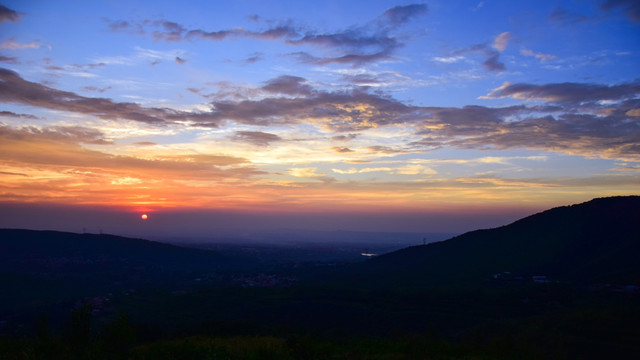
[1,196,639,359]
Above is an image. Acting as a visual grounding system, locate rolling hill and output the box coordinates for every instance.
[0,229,241,317]
[342,196,640,289]
[1,197,639,359]
[0,229,236,274]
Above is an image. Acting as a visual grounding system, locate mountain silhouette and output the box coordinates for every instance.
[0,229,234,274]
[0,229,242,314]
[341,196,640,289]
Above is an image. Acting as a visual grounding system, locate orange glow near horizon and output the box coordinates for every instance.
[1,1,640,235]
[0,88,638,221]
[0,135,638,216]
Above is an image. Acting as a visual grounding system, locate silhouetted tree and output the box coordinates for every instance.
[101,314,136,358]
[66,303,92,348]
[35,312,50,342]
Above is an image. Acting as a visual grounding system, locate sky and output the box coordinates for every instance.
[0,0,639,238]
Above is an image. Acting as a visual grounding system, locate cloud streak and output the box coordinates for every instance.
[0,38,41,50]
[449,37,508,72]
[0,5,20,23]
[492,32,510,52]
[106,3,428,65]
[0,124,260,180]
[0,110,40,120]
[231,131,282,146]
[380,4,428,27]
[2,67,639,162]
[483,81,640,103]
[520,48,556,61]
[0,68,228,127]
[601,0,640,23]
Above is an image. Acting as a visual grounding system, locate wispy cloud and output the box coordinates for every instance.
[245,52,264,63]
[433,55,465,63]
[549,6,589,25]
[231,131,282,146]
[0,55,19,64]
[261,75,313,96]
[520,48,556,61]
[0,110,40,120]
[331,163,436,176]
[0,38,41,50]
[93,46,186,67]
[0,124,259,179]
[331,146,354,153]
[332,133,358,142]
[551,1,640,25]
[380,4,428,27]
[3,66,639,162]
[447,34,508,72]
[1,124,114,145]
[0,68,172,124]
[105,3,428,65]
[492,32,510,52]
[482,81,640,103]
[82,86,112,93]
[0,5,20,23]
[0,68,219,126]
[413,104,640,161]
[601,0,640,23]
[290,167,326,178]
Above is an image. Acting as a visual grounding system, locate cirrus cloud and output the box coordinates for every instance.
[231,131,282,146]
[105,3,428,66]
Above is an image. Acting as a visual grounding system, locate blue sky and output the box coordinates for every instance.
[0,0,639,236]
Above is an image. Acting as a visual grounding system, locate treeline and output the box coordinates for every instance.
[2,299,639,360]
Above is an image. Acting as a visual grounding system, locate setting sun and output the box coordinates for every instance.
[0,0,638,236]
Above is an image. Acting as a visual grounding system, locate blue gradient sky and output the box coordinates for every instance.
[1,0,639,237]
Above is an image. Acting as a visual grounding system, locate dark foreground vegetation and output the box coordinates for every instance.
[1,196,639,359]
[1,285,639,359]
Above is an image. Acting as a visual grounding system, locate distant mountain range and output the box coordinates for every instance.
[3,196,638,289]
[341,196,640,289]
[0,229,241,315]
[0,229,234,275]
[1,196,639,358]
[2,196,638,293]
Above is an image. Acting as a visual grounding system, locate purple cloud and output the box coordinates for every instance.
[331,146,355,153]
[0,67,225,126]
[1,124,113,145]
[483,81,640,103]
[261,75,313,96]
[0,55,19,64]
[482,52,506,72]
[81,86,112,93]
[332,134,358,142]
[245,52,264,63]
[0,125,263,181]
[549,6,589,24]
[381,4,428,27]
[449,41,507,72]
[0,5,20,23]
[4,65,639,161]
[231,131,282,146]
[288,50,395,66]
[105,4,427,66]
[601,0,640,22]
[0,110,40,120]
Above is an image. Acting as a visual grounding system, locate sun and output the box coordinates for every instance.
[141,214,148,220]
